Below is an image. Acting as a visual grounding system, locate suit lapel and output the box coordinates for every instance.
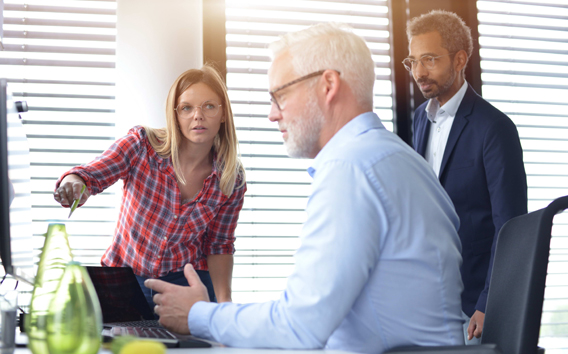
[438,84,476,178]
[416,113,431,157]
[413,104,432,157]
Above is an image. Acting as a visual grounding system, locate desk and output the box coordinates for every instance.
[14,348,358,354]
[14,333,357,354]
[14,329,360,354]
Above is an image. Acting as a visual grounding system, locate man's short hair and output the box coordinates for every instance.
[406,10,473,69]
[269,22,375,108]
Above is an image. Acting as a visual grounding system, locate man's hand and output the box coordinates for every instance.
[144,264,210,334]
[467,310,485,340]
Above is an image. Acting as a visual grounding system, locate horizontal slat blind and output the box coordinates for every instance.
[0,0,117,273]
[477,0,568,351]
[226,0,394,303]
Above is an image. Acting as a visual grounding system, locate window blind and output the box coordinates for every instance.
[477,0,568,351]
[0,0,117,275]
[225,0,394,303]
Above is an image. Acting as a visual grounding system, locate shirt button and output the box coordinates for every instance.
[158,256,161,259]
[434,152,437,156]
[173,215,178,219]
[437,127,441,132]
[164,237,168,241]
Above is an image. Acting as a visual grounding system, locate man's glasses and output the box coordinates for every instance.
[269,69,340,111]
[402,53,456,72]
[175,101,222,119]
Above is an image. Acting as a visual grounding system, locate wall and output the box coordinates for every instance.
[116,0,203,135]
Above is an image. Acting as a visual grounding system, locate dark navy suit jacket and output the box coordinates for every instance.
[413,84,527,316]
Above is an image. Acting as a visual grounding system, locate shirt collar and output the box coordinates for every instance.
[425,80,468,123]
[308,112,384,178]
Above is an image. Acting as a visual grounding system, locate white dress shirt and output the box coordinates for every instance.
[424,80,468,176]
[188,112,464,353]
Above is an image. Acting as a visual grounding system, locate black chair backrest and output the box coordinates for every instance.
[482,196,568,354]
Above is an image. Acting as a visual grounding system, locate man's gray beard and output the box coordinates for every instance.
[285,96,325,159]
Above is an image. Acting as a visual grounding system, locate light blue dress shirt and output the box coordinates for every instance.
[189,112,464,353]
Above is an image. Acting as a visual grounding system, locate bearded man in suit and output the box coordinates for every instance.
[405,9,528,344]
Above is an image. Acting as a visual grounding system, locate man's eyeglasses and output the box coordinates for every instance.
[269,69,340,111]
[175,102,222,119]
[402,53,456,72]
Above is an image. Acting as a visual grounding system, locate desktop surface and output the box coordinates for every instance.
[14,347,358,354]
[14,330,358,354]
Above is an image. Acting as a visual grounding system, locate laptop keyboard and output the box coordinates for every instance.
[107,320,162,328]
[102,325,213,348]
[107,326,177,342]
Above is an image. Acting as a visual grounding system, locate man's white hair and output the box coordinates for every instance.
[269,22,375,108]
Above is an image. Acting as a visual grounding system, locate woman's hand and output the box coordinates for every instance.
[53,174,90,207]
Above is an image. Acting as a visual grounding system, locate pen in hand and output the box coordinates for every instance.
[68,184,86,219]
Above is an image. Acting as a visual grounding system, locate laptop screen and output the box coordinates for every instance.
[86,266,154,323]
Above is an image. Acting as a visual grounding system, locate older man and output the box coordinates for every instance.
[146,22,464,353]
[405,10,527,343]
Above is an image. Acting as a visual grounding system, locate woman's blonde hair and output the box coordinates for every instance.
[146,64,245,196]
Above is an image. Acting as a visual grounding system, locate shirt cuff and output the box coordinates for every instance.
[188,301,219,340]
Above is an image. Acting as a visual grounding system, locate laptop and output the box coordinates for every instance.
[86,266,211,348]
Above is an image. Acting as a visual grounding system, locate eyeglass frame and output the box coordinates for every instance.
[402,53,457,72]
[269,69,340,111]
[174,101,223,119]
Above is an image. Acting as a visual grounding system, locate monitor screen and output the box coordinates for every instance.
[0,79,34,285]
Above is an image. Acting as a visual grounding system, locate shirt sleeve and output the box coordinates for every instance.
[188,159,386,348]
[202,178,247,256]
[54,127,145,196]
[476,117,527,312]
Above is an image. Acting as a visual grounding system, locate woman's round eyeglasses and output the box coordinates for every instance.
[175,102,222,119]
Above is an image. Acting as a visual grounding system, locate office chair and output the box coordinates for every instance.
[385,195,568,354]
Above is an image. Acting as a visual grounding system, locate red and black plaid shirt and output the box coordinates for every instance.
[56,126,246,278]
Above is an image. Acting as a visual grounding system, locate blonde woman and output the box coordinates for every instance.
[54,65,246,308]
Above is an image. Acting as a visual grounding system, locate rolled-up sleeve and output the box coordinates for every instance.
[55,127,144,195]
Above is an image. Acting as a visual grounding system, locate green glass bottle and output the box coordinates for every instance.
[46,261,102,354]
[26,223,74,354]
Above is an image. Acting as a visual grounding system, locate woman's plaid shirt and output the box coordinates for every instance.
[56,126,246,278]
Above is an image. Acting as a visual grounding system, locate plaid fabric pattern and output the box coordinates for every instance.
[56,126,246,278]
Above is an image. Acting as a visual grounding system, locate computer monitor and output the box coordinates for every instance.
[0,79,10,276]
[0,79,34,285]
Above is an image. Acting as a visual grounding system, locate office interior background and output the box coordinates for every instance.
[0,0,566,352]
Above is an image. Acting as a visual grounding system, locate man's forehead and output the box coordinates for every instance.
[268,52,294,89]
[408,31,444,56]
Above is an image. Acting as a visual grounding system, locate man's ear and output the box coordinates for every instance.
[454,50,468,73]
[321,69,341,105]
